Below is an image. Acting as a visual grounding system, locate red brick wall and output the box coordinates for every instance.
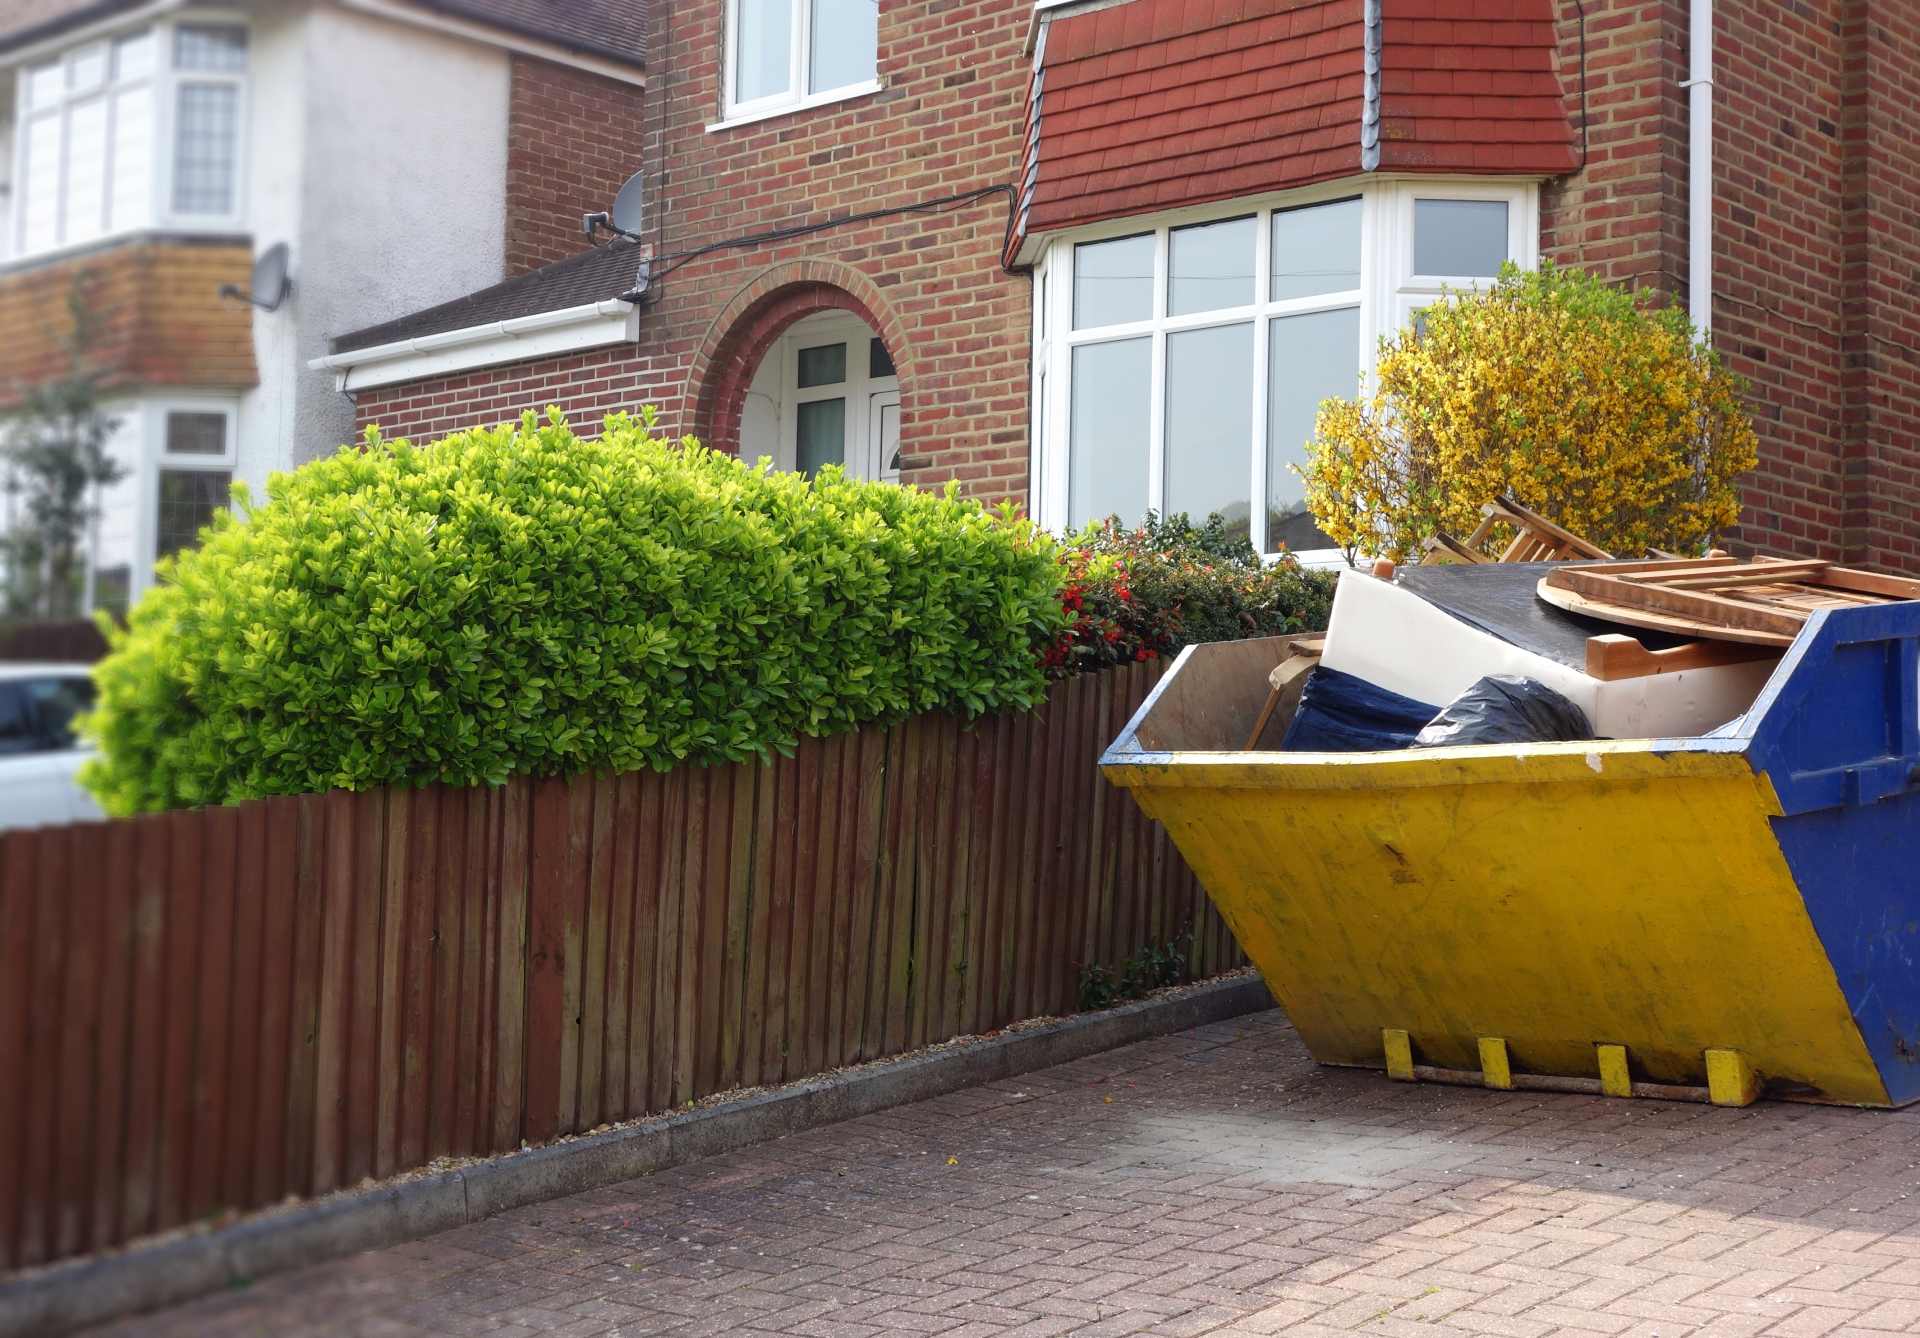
[363,0,1035,505]
[1541,0,1919,570]
[504,57,649,276]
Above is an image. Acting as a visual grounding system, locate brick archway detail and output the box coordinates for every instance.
[687,260,911,458]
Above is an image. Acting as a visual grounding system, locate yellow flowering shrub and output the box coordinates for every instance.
[1301,262,1757,563]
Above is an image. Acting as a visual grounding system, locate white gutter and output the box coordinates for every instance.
[309,298,638,393]
[1687,0,1714,342]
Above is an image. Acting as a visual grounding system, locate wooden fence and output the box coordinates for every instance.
[0,661,1239,1271]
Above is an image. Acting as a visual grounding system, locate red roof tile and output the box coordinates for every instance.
[1010,0,1577,261]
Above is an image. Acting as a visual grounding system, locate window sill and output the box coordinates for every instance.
[706,80,884,134]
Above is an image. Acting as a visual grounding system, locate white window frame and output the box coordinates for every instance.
[716,0,881,129]
[7,13,250,265]
[144,396,238,582]
[776,314,900,481]
[1031,177,1539,564]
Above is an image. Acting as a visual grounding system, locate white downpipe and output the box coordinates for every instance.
[1688,0,1714,342]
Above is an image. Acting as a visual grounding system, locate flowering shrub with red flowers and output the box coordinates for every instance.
[1042,512,1336,678]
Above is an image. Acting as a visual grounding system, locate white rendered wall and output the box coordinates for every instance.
[237,0,511,502]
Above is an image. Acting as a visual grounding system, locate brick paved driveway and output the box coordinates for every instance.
[101,1010,1920,1337]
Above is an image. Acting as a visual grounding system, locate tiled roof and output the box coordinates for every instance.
[0,0,131,53]
[410,0,646,67]
[331,241,645,354]
[0,0,645,65]
[1013,0,1576,255]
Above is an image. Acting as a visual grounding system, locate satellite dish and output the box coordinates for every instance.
[219,241,292,311]
[610,170,646,237]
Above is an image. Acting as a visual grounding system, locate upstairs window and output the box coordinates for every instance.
[725,0,877,120]
[10,19,248,260]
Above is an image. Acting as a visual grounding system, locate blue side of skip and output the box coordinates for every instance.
[1742,603,1920,1107]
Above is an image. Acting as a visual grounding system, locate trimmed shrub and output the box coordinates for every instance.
[1044,512,1336,677]
[82,409,1067,814]
[1301,261,1758,562]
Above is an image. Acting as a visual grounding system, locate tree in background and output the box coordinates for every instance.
[0,278,126,619]
[1300,262,1757,564]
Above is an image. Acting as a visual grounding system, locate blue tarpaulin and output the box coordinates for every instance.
[1280,667,1439,753]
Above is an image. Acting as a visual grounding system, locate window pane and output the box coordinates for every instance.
[156,469,231,560]
[70,45,107,93]
[26,677,93,750]
[172,83,239,215]
[115,31,155,81]
[1068,338,1150,527]
[1168,216,1254,317]
[22,114,61,252]
[26,63,63,108]
[63,97,109,245]
[734,0,793,103]
[797,342,846,388]
[1267,307,1359,553]
[1164,323,1253,541]
[795,398,846,478]
[810,0,877,93]
[1414,198,1508,277]
[868,336,895,379]
[1271,197,1362,300]
[166,411,227,456]
[110,86,154,232]
[173,24,248,72]
[1072,233,1153,330]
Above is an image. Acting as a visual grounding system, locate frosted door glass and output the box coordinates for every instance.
[1164,323,1254,540]
[1069,338,1150,526]
[796,398,846,478]
[1168,216,1254,316]
[1413,199,1509,277]
[1270,197,1362,300]
[1267,307,1359,553]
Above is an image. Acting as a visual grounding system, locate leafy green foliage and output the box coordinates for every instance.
[1044,512,1336,677]
[82,409,1067,814]
[1077,924,1195,1012]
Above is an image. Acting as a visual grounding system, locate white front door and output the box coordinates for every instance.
[868,391,901,484]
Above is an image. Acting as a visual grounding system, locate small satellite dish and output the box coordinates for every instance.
[610,170,646,236]
[583,170,647,244]
[219,241,292,311]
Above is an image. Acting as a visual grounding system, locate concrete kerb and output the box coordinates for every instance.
[0,973,1274,1337]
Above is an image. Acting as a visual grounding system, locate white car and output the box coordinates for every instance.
[0,663,103,831]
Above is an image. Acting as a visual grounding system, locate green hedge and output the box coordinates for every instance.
[83,410,1067,814]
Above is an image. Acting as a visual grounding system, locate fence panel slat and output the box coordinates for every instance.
[625,773,662,1117]
[649,771,687,1112]
[601,775,640,1126]
[54,825,104,1258]
[0,834,32,1267]
[523,780,572,1146]
[89,821,139,1250]
[822,734,857,1067]
[311,793,355,1192]
[578,776,615,1129]
[187,806,241,1218]
[490,779,532,1153]
[344,791,387,1183]
[252,800,298,1207]
[841,729,885,1064]
[789,741,824,1079]
[720,761,754,1094]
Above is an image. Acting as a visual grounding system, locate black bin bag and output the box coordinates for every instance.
[1412,674,1593,748]
[1280,667,1440,753]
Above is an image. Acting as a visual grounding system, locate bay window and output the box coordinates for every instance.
[1032,180,1535,561]
[723,0,878,122]
[10,18,247,260]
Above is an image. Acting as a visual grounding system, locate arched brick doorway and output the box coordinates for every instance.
[688,261,910,463]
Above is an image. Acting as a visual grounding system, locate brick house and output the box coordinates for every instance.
[324,2,1919,569]
[0,0,646,608]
